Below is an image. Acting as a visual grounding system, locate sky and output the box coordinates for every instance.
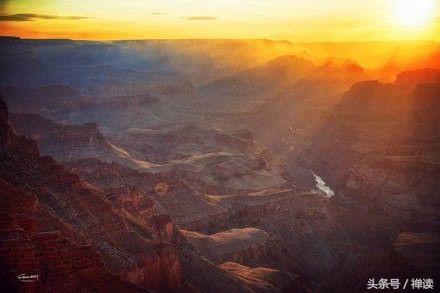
[0,0,439,41]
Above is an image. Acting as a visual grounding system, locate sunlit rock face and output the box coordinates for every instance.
[181,228,271,265]
[218,262,298,292]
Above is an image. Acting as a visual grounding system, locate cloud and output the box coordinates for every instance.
[0,13,90,21]
[185,16,218,21]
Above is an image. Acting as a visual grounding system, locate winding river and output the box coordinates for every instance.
[312,172,335,198]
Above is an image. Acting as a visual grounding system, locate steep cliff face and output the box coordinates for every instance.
[10,113,120,162]
[0,179,143,292]
[0,98,12,152]
[0,99,186,291]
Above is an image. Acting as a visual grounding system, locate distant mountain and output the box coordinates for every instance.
[0,38,298,93]
[198,55,370,113]
[198,55,316,112]
[200,55,316,97]
[395,68,440,85]
[293,60,369,94]
[222,59,369,155]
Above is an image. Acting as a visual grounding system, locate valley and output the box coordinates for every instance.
[1,38,439,292]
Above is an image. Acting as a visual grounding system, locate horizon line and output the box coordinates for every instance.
[0,35,438,44]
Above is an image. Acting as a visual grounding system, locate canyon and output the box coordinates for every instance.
[1,38,439,292]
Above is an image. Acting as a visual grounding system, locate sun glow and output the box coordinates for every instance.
[393,0,437,27]
[0,1,439,41]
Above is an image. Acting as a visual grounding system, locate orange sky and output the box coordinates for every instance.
[0,0,439,41]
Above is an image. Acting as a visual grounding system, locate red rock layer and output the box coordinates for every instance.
[0,98,185,291]
[0,179,142,292]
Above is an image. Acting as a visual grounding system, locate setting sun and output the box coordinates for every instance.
[393,0,437,26]
[1,0,439,41]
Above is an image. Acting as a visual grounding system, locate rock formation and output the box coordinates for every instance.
[0,98,185,291]
[181,228,270,265]
[0,179,143,292]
